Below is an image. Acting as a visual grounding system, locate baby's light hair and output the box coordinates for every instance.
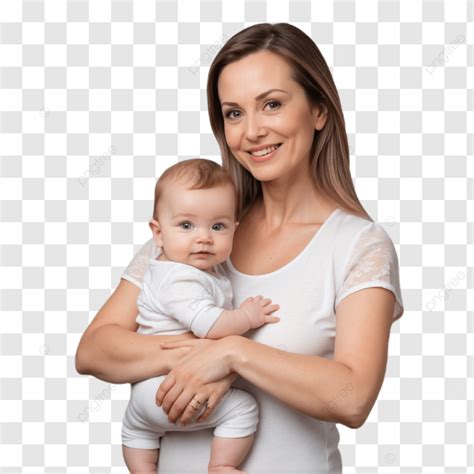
[153,158,238,220]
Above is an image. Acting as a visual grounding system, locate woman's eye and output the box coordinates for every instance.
[265,100,281,110]
[225,110,241,120]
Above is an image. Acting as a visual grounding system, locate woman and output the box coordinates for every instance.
[76,23,404,473]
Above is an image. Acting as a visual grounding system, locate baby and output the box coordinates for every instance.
[121,158,280,473]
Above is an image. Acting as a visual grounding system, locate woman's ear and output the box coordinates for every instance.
[149,219,163,247]
[313,102,328,131]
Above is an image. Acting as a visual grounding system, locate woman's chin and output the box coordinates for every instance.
[249,167,282,183]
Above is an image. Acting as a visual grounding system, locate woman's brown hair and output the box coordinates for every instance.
[207,22,372,222]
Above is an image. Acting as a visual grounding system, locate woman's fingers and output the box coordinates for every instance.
[160,382,185,417]
[178,373,236,425]
[156,375,186,416]
[176,394,209,426]
[195,398,215,423]
[168,390,205,423]
[164,387,189,421]
[160,338,213,354]
[160,339,198,349]
[156,373,176,406]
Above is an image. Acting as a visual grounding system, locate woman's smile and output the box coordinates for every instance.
[248,143,282,163]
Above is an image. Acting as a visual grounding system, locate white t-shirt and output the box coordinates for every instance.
[122,207,404,473]
[136,259,233,338]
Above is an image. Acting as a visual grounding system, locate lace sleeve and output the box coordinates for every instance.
[335,223,404,322]
[121,238,161,289]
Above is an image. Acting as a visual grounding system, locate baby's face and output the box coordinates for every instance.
[151,181,238,272]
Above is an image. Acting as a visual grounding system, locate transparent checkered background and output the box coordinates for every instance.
[0,0,472,472]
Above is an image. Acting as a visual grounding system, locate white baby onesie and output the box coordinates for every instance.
[122,256,259,449]
[135,258,233,337]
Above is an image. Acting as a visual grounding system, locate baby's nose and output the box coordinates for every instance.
[197,229,212,242]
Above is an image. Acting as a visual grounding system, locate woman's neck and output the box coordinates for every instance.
[257,170,333,230]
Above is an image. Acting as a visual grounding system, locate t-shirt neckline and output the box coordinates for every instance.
[225,207,341,279]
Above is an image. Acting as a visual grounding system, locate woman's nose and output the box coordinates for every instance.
[245,114,266,141]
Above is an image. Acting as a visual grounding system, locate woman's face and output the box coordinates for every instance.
[217,50,328,183]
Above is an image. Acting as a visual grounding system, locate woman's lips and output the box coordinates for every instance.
[248,144,281,163]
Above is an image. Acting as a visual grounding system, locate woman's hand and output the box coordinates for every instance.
[155,337,238,425]
[176,372,238,426]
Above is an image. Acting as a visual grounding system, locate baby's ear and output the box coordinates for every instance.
[235,221,240,227]
[149,218,159,232]
[149,219,163,246]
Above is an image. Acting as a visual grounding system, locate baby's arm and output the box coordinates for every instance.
[206,296,280,339]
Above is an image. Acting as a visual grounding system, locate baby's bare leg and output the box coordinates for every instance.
[208,433,254,473]
[122,445,159,474]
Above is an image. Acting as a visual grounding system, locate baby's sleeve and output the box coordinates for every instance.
[158,269,224,338]
[121,238,160,289]
[335,222,404,322]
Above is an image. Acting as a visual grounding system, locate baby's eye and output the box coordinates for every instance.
[179,221,193,230]
[212,223,226,231]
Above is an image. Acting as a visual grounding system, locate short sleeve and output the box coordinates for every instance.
[122,238,161,289]
[158,269,224,338]
[335,223,404,322]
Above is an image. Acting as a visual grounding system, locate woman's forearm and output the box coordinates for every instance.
[226,336,360,428]
[76,324,196,384]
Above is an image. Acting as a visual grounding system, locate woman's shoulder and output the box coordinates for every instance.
[332,209,396,266]
[335,207,372,230]
[334,208,396,241]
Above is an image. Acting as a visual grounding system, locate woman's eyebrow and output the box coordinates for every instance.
[221,88,289,107]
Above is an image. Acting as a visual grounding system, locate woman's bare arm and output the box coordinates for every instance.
[226,287,395,429]
[75,278,197,384]
[159,287,395,429]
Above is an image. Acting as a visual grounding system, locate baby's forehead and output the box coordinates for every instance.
[163,182,236,217]
[167,179,235,198]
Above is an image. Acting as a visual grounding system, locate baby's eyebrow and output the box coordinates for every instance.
[173,213,232,221]
[173,213,197,218]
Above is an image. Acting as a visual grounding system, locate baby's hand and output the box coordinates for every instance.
[239,295,280,329]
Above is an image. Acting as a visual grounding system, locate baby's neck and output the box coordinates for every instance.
[156,252,167,262]
[157,251,219,276]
